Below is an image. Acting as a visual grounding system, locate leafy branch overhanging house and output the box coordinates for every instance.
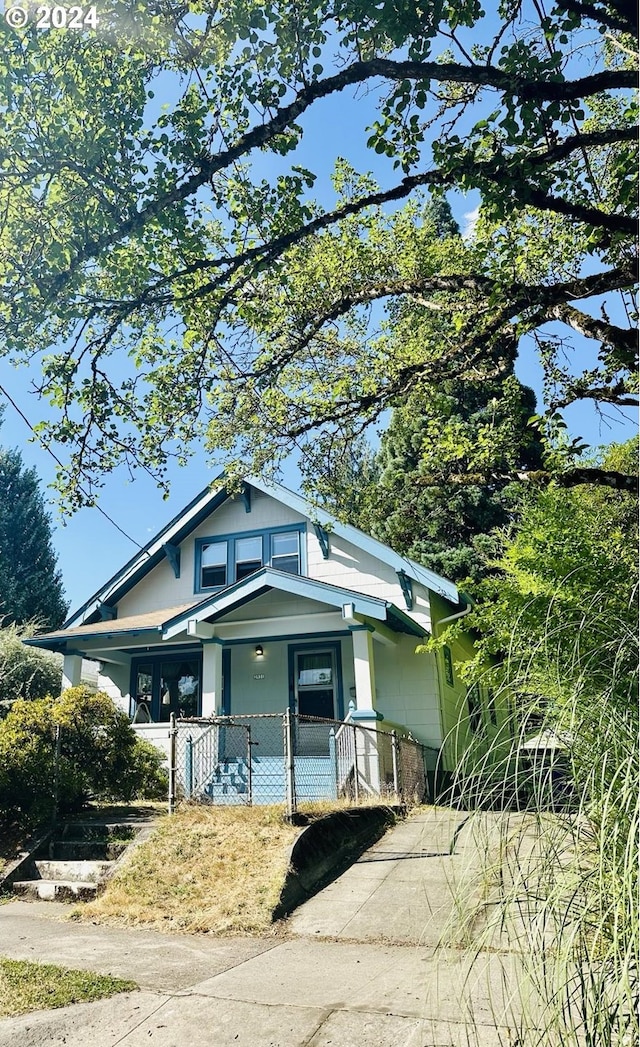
[26,476,503,802]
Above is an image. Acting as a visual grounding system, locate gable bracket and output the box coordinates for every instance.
[396,569,414,611]
[97,603,116,621]
[163,542,181,579]
[313,523,330,560]
[240,484,251,513]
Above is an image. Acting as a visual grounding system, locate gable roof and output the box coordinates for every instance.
[64,474,459,629]
[161,566,428,640]
[29,571,426,652]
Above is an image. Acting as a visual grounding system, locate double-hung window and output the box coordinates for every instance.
[196,525,304,593]
[235,536,262,580]
[271,531,299,574]
[200,541,227,588]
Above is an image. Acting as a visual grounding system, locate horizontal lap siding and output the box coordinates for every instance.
[373,635,442,750]
[307,531,432,633]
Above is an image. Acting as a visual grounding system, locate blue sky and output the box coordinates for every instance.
[1,40,637,616]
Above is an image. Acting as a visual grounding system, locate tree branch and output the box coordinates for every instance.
[550,380,638,409]
[529,126,638,165]
[545,303,637,365]
[43,58,637,300]
[556,0,638,35]
[431,468,639,493]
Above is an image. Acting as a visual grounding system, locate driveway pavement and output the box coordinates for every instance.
[0,808,527,1047]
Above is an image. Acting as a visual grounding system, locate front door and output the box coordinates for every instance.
[294,648,336,719]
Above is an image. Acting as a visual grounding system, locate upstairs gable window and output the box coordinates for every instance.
[200,541,227,588]
[271,531,299,574]
[235,536,262,580]
[195,525,305,593]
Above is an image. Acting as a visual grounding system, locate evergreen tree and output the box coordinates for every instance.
[359,372,543,583]
[0,423,68,629]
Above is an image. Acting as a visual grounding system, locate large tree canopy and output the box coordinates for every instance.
[0,0,636,507]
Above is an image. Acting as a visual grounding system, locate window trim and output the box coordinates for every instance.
[466,682,483,734]
[194,523,307,594]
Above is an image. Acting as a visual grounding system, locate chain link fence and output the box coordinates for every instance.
[168,711,436,818]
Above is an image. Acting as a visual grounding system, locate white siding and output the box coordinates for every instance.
[197,489,306,534]
[373,638,442,750]
[95,485,445,748]
[115,488,433,639]
[98,663,131,714]
[307,529,432,632]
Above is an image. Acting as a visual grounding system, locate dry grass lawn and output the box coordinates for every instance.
[77,805,301,934]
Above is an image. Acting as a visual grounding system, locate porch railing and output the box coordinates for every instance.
[168,710,438,819]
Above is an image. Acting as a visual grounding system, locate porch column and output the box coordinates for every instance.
[351,627,376,711]
[62,653,82,691]
[350,629,383,794]
[201,640,223,717]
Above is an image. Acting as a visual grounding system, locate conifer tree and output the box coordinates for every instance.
[359,372,544,583]
[0,422,68,630]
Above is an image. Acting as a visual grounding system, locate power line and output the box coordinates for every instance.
[0,383,148,552]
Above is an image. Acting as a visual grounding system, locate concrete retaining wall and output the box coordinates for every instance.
[275,805,402,918]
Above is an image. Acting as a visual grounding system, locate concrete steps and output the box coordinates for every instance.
[13,878,100,901]
[11,820,138,903]
[202,756,335,804]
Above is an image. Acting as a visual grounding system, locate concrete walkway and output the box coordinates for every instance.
[0,808,524,1047]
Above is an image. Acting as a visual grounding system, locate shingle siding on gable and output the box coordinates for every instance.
[116,556,190,617]
[307,530,433,632]
[116,489,307,617]
[197,487,306,534]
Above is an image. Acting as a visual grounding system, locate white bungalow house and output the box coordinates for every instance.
[26,476,497,798]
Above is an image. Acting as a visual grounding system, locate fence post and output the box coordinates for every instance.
[283,708,297,820]
[185,734,193,800]
[391,730,400,802]
[352,723,360,803]
[246,724,253,806]
[329,727,338,799]
[168,712,177,815]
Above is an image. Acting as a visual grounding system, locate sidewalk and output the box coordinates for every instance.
[0,808,523,1047]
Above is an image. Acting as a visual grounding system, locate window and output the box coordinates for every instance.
[466,683,482,734]
[271,531,299,574]
[200,541,227,589]
[195,526,304,592]
[131,654,202,722]
[235,536,262,580]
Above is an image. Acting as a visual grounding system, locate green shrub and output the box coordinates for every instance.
[0,687,167,827]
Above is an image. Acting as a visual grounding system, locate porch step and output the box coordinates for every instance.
[201,755,335,805]
[50,839,127,861]
[12,879,99,901]
[56,822,137,843]
[34,859,113,883]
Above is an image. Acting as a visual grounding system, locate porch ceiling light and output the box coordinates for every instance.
[255,644,264,657]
